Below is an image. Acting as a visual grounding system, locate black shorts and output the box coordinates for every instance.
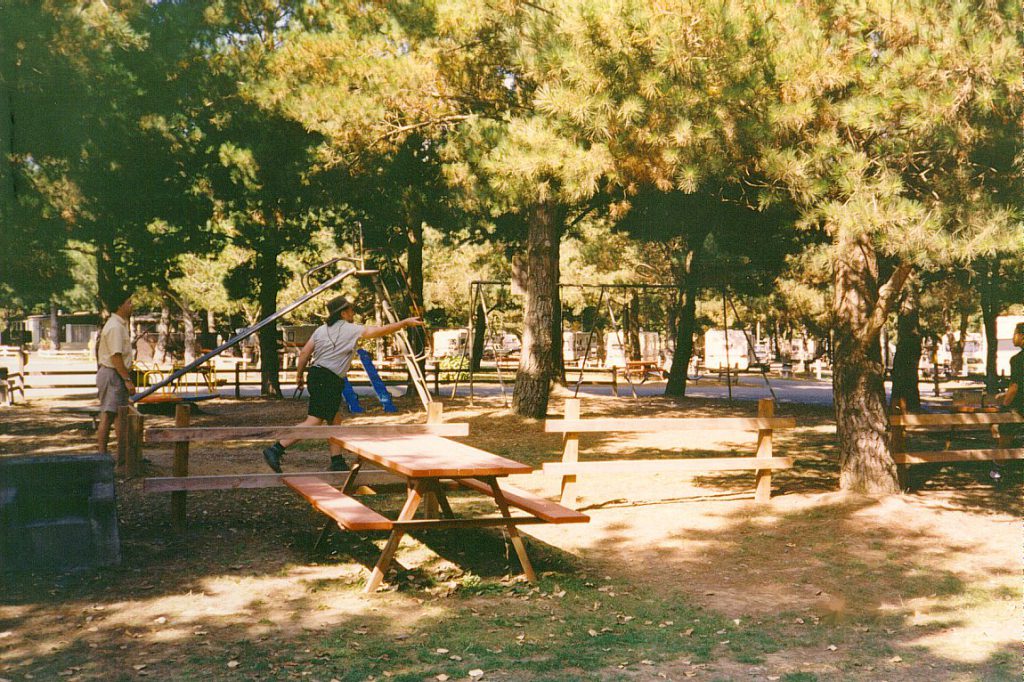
[306,365,345,421]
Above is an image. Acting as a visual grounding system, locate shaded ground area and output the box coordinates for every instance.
[1,392,1020,681]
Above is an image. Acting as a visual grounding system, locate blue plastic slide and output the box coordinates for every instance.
[341,378,364,413]
[357,349,398,413]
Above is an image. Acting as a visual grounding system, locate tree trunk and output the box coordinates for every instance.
[552,280,564,385]
[406,217,427,392]
[181,304,196,365]
[513,202,562,418]
[889,286,922,412]
[49,301,60,350]
[665,281,698,396]
[832,239,905,494]
[471,300,486,372]
[979,262,1001,391]
[257,243,282,397]
[0,63,14,235]
[628,294,641,360]
[155,299,171,365]
[948,307,969,377]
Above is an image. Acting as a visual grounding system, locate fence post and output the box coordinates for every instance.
[234,361,242,399]
[171,404,191,532]
[125,407,145,478]
[433,363,440,396]
[116,405,129,471]
[754,398,774,503]
[559,398,581,508]
[611,368,618,397]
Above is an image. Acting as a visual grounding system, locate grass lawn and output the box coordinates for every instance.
[1,390,1020,681]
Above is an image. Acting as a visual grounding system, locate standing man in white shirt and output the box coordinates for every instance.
[96,291,135,454]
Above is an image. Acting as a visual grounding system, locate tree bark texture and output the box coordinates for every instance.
[948,314,968,377]
[257,243,282,397]
[551,281,564,385]
[889,286,922,412]
[628,295,641,360]
[95,242,118,317]
[513,202,562,418]
[665,281,698,396]
[979,263,1001,391]
[155,299,171,365]
[405,217,427,389]
[665,245,700,397]
[181,303,196,365]
[471,300,486,372]
[0,63,14,229]
[832,238,908,494]
[49,302,60,350]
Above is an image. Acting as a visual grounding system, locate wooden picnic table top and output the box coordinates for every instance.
[330,434,533,479]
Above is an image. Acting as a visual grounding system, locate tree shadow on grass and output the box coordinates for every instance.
[577,493,1019,680]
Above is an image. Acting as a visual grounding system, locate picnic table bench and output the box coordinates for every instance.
[544,398,796,507]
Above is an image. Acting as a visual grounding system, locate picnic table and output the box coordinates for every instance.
[285,435,588,593]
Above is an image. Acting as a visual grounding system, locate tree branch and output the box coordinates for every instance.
[369,115,472,148]
[866,261,913,340]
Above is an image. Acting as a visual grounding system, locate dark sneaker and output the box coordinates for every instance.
[263,444,284,473]
[329,455,349,472]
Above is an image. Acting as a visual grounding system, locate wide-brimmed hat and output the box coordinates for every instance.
[326,295,353,316]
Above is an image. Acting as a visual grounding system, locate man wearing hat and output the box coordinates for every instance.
[262,295,425,472]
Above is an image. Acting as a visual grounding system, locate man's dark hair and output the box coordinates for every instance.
[103,290,132,313]
[1016,322,1024,336]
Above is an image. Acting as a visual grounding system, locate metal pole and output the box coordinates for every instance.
[722,288,732,402]
[573,286,606,397]
[478,284,509,407]
[727,295,777,405]
[606,298,640,405]
[450,281,475,400]
[133,266,363,403]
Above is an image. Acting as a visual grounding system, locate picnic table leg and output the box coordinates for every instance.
[340,460,364,495]
[365,482,423,593]
[435,488,456,519]
[423,491,440,519]
[313,519,336,553]
[484,477,537,584]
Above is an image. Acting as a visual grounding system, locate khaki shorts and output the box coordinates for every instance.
[97,366,129,413]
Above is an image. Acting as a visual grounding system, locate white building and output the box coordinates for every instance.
[704,329,752,370]
[989,315,1024,376]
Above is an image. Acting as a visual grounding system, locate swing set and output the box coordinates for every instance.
[448,280,680,405]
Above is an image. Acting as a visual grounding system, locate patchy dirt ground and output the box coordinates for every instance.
[1,390,1021,681]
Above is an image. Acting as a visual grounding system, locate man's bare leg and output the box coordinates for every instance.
[97,410,115,454]
[263,415,325,472]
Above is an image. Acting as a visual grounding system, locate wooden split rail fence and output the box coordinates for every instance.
[140,402,465,531]
[890,411,1024,488]
[544,398,796,507]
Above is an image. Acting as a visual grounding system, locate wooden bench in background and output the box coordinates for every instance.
[544,398,796,507]
[890,411,1024,488]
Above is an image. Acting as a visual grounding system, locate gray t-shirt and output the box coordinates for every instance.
[309,321,365,377]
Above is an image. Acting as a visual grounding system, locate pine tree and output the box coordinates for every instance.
[761,0,1024,493]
